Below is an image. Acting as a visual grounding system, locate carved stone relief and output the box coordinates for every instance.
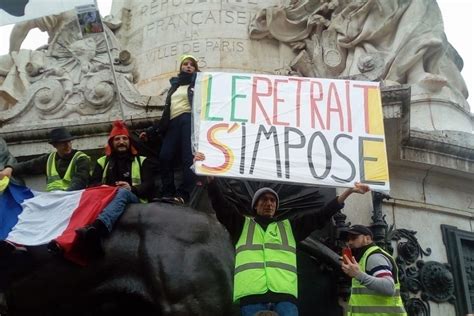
[248,0,470,112]
[0,10,163,133]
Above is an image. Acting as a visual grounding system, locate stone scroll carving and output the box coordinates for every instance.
[249,0,469,111]
[388,228,455,316]
[0,11,161,127]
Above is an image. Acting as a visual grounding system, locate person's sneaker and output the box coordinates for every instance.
[161,196,186,205]
[47,240,63,256]
[75,225,104,259]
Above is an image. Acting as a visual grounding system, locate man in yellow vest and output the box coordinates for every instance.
[341,225,407,316]
[207,178,370,316]
[0,127,90,191]
[74,121,155,258]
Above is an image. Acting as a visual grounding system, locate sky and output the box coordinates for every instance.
[0,0,473,109]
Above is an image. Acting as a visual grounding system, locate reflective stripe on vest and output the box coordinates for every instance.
[46,151,89,191]
[348,245,407,316]
[97,155,147,203]
[233,218,297,302]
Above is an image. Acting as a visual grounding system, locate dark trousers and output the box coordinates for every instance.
[159,113,195,200]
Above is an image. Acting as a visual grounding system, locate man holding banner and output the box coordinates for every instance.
[192,71,388,314]
[203,171,369,315]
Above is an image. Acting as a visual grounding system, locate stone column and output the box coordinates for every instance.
[112,0,288,95]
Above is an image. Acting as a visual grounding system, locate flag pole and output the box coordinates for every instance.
[95,0,126,122]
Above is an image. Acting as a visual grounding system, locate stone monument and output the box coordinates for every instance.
[0,10,163,160]
[0,0,473,314]
[108,1,473,315]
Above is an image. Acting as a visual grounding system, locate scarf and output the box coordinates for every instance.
[177,71,195,86]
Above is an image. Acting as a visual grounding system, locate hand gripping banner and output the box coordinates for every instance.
[192,72,390,192]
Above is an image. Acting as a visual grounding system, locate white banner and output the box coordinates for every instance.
[193,72,390,192]
[0,0,96,26]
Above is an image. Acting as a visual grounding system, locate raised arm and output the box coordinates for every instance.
[337,182,370,204]
[2,155,48,178]
[291,182,371,241]
[207,179,245,242]
[9,20,37,53]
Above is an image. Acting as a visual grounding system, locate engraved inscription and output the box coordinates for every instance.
[140,0,258,15]
[142,39,245,62]
[143,10,251,34]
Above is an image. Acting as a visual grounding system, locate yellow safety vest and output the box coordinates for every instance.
[46,151,89,191]
[233,217,297,302]
[348,245,407,316]
[97,155,147,203]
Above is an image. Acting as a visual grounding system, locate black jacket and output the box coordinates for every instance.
[90,153,155,200]
[146,74,196,139]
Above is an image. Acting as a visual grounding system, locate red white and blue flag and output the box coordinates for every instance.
[0,181,117,263]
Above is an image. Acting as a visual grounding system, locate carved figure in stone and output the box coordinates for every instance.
[249,0,469,110]
[0,13,74,110]
[0,11,138,123]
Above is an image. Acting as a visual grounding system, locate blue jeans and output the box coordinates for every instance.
[98,188,139,232]
[159,113,195,200]
[241,301,299,316]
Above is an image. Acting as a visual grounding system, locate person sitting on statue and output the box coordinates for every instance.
[340,225,407,316]
[72,120,155,259]
[0,127,90,192]
[140,54,199,205]
[196,153,371,316]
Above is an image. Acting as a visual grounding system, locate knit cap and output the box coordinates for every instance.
[179,54,199,71]
[105,120,137,156]
[251,187,279,212]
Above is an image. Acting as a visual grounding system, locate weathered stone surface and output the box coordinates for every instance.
[0,0,472,314]
[0,10,164,146]
[111,0,284,95]
[247,0,471,133]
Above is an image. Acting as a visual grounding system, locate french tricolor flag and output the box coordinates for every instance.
[1,181,117,263]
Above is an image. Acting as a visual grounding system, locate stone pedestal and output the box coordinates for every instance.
[111,0,287,95]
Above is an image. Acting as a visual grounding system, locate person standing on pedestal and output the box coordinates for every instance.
[140,54,199,205]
